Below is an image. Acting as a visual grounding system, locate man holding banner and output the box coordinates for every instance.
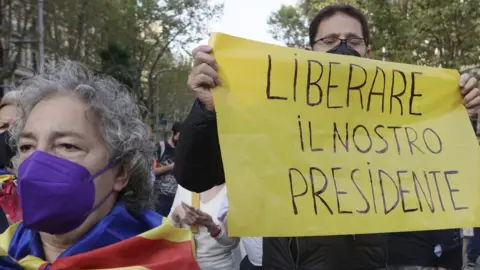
[176,3,480,270]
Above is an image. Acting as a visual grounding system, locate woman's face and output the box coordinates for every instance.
[17,93,128,228]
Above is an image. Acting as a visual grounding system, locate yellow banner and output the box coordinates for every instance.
[210,33,480,237]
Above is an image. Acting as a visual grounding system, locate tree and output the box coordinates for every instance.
[131,0,222,115]
[1,0,221,124]
[0,0,36,82]
[98,42,135,90]
[41,0,126,65]
[37,0,222,122]
[267,5,308,48]
[267,0,480,70]
[150,56,194,122]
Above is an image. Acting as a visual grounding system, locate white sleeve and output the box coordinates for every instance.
[217,190,229,222]
[168,185,187,220]
[213,221,239,247]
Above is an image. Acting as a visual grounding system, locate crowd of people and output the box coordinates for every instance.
[0,3,477,270]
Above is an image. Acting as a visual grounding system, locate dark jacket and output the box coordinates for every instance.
[263,235,387,270]
[388,230,463,270]
[174,100,387,270]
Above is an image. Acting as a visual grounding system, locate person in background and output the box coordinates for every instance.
[465,228,480,269]
[154,122,182,216]
[175,3,480,270]
[217,191,262,270]
[169,183,241,269]
[0,91,20,170]
[0,91,21,224]
[0,61,197,269]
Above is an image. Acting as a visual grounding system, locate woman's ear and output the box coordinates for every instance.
[113,164,129,192]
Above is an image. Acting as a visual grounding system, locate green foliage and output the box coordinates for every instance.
[31,0,222,124]
[267,5,308,48]
[99,42,134,89]
[267,0,480,70]
[152,57,195,122]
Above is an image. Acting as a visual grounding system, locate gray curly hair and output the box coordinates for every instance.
[9,60,155,212]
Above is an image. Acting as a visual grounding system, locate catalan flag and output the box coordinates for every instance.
[0,170,21,223]
[0,202,199,270]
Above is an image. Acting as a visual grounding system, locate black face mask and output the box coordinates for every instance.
[327,40,360,57]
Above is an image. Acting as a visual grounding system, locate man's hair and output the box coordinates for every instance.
[308,4,370,47]
[172,122,182,134]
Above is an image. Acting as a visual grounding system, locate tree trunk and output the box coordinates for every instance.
[0,0,17,82]
[72,0,89,60]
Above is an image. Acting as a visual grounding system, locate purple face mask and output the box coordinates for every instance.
[18,151,113,235]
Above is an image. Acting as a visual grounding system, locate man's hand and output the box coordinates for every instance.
[460,73,480,116]
[187,45,220,112]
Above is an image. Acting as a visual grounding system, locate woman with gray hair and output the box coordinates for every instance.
[0,61,198,269]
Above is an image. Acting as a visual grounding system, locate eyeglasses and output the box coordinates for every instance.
[314,37,367,50]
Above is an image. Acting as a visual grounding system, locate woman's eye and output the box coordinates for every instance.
[19,144,32,153]
[58,143,80,151]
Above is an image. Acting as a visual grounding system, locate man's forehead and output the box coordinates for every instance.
[316,13,364,38]
[322,32,363,38]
